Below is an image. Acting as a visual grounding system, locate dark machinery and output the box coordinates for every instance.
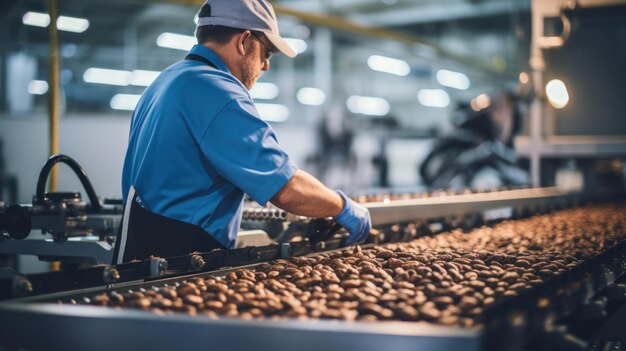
[0,154,344,268]
[0,155,123,267]
[0,154,122,242]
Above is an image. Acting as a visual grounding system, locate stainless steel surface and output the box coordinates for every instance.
[0,236,113,265]
[515,135,626,158]
[235,230,275,248]
[0,303,480,351]
[364,187,575,226]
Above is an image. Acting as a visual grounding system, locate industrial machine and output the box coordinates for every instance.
[1,179,625,350]
[0,154,123,267]
[0,154,345,268]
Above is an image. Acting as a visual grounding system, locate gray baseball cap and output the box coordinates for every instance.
[197,0,297,58]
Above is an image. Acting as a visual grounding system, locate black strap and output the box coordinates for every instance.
[185,54,217,69]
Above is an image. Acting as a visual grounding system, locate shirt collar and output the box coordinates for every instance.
[188,44,230,73]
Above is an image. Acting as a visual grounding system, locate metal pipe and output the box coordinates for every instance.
[34,154,102,211]
[47,0,60,192]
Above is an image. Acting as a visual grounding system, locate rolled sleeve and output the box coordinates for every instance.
[200,98,298,205]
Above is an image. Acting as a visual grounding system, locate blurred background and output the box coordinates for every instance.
[0,0,625,205]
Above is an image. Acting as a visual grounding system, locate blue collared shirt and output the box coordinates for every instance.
[122,44,297,248]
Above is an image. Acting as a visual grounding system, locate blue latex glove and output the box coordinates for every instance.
[333,190,372,245]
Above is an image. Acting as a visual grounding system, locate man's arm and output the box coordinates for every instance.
[270,169,343,218]
[270,169,372,245]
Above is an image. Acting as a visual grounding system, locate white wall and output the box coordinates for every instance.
[0,113,131,203]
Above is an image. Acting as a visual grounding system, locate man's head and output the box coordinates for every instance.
[194,0,296,89]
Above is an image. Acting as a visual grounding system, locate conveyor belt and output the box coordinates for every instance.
[364,186,578,226]
[1,240,625,351]
[241,187,579,227]
[2,202,626,351]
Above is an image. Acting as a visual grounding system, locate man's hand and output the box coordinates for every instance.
[333,190,372,245]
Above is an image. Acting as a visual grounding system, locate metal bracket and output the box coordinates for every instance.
[148,257,168,277]
[280,243,292,258]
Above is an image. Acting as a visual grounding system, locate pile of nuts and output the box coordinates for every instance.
[83,204,626,326]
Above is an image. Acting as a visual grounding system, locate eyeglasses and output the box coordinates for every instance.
[251,32,274,62]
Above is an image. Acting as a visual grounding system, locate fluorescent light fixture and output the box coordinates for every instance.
[83,68,131,86]
[367,55,410,76]
[297,87,326,106]
[250,82,279,100]
[28,80,48,95]
[346,95,390,116]
[417,89,450,108]
[284,38,308,54]
[546,79,569,109]
[57,16,89,33]
[23,12,50,27]
[130,70,160,87]
[23,12,89,33]
[436,69,470,90]
[110,94,141,111]
[255,103,289,122]
[157,32,196,51]
[471,93,491,111]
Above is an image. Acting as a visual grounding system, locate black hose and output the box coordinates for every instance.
[34,154,102,211]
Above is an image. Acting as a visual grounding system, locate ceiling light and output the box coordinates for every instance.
[367,55,410,76]
[130,70,160,87]
[250,82,279,100]
[284,38,308,54]
[519,72,529,85]
[110,94,141,111]
[83,68,131,86]
[23,12,89,33]
[346,95,390,116]
[471,93,491,111]
[546,79,569,109]
[297,87,326,106]
[157,32,196,51]
[28,80,48,95]
[436,69,470,90]
[22,12,50,27]
[417,89,450,108]
[57,16,89,33]
[255,103,289,122]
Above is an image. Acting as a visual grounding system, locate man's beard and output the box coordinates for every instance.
[239,59,258,90]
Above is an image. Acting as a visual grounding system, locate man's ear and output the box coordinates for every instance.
[235,30,252,57]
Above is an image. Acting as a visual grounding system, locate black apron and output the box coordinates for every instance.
[112,54,225,264]
[112,187,225,264]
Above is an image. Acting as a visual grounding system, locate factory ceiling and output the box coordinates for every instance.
[0,0,530,119]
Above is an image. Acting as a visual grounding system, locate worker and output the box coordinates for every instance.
[113,0,371,264]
